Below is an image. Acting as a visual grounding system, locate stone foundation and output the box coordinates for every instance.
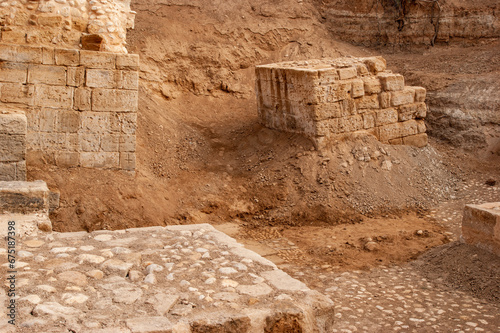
[0,108,26,180]
[462,202,500,257]
[255,57,428,148]
[0,43,138,171]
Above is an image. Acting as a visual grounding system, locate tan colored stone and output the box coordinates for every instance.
[399,120,418,137]
[403,133,428,148]
[119,70,139,90]
[92,89,138,112]
[42,47,55,65]
[0,162,16,181]
[28,65,66,85]
[54,49,79,66]
[1,31,26,44]
[34,85,73,108]
[67,67,85,87]
[351,79,364,98]
[378,73,404,91]
[55,152,79,168]
[39,108,58,132]
[362,77,382,94]
[80,51,116,69]
[337,67,357,80]
[120,152,136,171]
[57,110,80,133]
[0,44,17,62]
[375,108,398,126]
[116,54,140,70]
[0,62,28,83]
[74,88,91,111]
[391,88,415,107]
[412,86,427,102]
[416,120,426,133]
[0,83,34,104]
[0,112,27,135]
[363,112,375,129]
[363,56,386,74]
[86,69,120,88]
[119,135,136,152]
[80,152,119,169]
[57,271,88,287]
[16,45,42,64]
[356,94,379,110]
[378,123,401,143]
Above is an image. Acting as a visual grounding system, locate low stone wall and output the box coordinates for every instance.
[0,0,135,53]
[0,43,138,171]
[255,57,428,148]
[0,108,26,181]
[462,202,500,257]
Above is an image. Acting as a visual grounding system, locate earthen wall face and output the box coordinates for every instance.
[0,0,134,53]
[0,43,138,171]
[256,57,428,148]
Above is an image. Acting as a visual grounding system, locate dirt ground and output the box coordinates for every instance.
[26,0,500,304]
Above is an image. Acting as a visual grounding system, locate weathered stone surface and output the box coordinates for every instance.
[0,180,49,214]
[92,89,138,112]
[126,317,173,333]
[462,202,500,256]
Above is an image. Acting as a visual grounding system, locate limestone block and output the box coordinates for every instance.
[55,152,79,168]
[86,69,120,89]
[116,54,140,70]
[119,113,137,134]
[79,134,101,152]
[39,133,66,151]
[316,118,340,136]
[1,31,26,44]
[355,63,369,76]
[80,51,116,69]
[399,120,418,137]
[16,45,42,64]
[0,44,17,62]
[337,67,357,80]
[0,62,28,83]
[74,88,92,111]
[378,123,401,142]
[81,112,113,134]
[363,112,375,129]
[317,68,340,84]
[378,73,405,91]
[0,83,34,104]
[57,110,80,133]
[16,160,26,181]
[379,92,391,109]
[80,152,119,169]
[462,203,500,256]
[0,134,26,162]
[34,85,73,108]
[341,114,364,132]
[355,94,379,110]
[403,133,428,147]
[351,79,364,98]
[120,152,136,171]
[119,71,139,90]
[363,56,386,74]
[362,77,382,94]
[119,135,136,152]
[410,86,427,102]
[92,89,138,112]
[399,102,427,121]
[67,67,85,87]
[311,103,342,121]
[340,99,357,117]
[39,108,58,132]
[42,47,55,65]
[389,137,403,145]
[28,65,67,85]
[0,180,49,214]
[55,49,79,66]
[416,120,426,134]
[391,88,415,107]
[0,112,27,135]
[101,134,120,152]
[375,108,398,126]
[0,162,16,181]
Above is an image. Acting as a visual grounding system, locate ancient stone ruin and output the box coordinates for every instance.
[462,202,500,257]
[256,57,428,148]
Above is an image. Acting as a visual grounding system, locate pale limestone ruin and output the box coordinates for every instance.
[462,202,500,257]
[256,57,428,149]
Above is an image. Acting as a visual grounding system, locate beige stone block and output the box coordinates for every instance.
[55,151,79,168]
[81,112,111,134]
[0,162,17,181]
[0,44,17,62]
[16,45,43,64]
[101,134,120,152]
[378,73,404,91]
[399,102,427,121]
[351,79,364,98]
[378,123,401,142]
[362,77,381,94]
[391,88,415,107]
[0,62,28,83]
[317,68,339,85]
[34,85,73,108]
[322,82,351,103]
[39,133,66,151]
[342,115,364,132]
[337,67,357,80]
[57,110,80,133]
[16,160,26,181]
[120,152,136,171]
[28,65,66,85]
[363,112,375,129]
[39,108,58,132]
[55,49,79,66]
[312,102,342,121]
[0,134,25,162]
[92,89,138,112]
[79,134,101,152]
[66,133,79,151]
[80,152,119,168]
[74,88,91,111]
[0,83,34,104]
[119,113,137,134]
[0,112,27,135]
[416,120,426,134]
[462,203,500,256]
[379,92,391,109]
[412,86,427,102]
[355,63,369,76]
[316,118,340,136]
[389,138,403,145]
[403,133,428,148]
[340,99,357,117]
[375,108,398,126]
[37,14,62,27]
[67,67,85,87]
[86,69,119,88]
[363,57,386,74]
[1,31,26,44]
[355,94,379,110]
[119,135,136,152]
[116,54,140,70]
[415,102,427,119]
[119,71,139,90]
[80,51,116,69]
[42,47,55,65]
[400,120,418,137]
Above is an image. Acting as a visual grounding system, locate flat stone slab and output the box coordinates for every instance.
[0,180,49,214]
[0,223,334,332]
[462,202,500,256]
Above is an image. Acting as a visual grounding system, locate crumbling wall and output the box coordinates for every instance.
[0,43,138,170]
[0,108,26,180]
[256,57,428,148]
[0,0,135,53]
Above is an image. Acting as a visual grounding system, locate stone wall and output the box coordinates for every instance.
[0,43,138,171]
[0,108,26,180]
[255,57,428,148]
[0,0,135,53]
[462,202,500,257]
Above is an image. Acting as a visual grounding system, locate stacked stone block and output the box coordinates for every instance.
[0,108,26,180]
[462,203,500,257]
[256,57,428,148]
[0,43,138,171]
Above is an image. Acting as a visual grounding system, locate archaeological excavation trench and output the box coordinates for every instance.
[1,0,499,332]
